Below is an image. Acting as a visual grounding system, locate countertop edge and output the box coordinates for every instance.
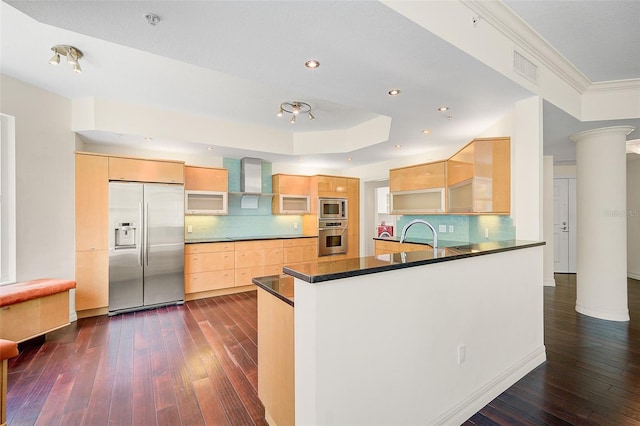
[285,241,545,283]
[252,276,295,307]
[185,235,317,244]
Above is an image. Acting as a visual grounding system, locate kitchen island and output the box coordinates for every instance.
[254,239,545,425]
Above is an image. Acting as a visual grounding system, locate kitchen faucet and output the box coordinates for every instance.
[399,219,438,248]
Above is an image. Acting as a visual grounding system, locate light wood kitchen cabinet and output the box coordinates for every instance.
[184,166,228,191]
[374,240,431,255]
[235,240,284,287]
[283,238,318,264]
[317,175,348,197]
[272,174,311,215]
[347,177,360,258]
[389,161,446,214]
[184,242,235,295]
[75,249,109,311]
[75,153,109,252]
[75,153,109,314]
[389,161,446,192]
[447,137,510,214]
[108,156,184,184]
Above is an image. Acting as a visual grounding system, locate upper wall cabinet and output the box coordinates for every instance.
[108,157,184,184]
[389,161,446,214]
[185,166,228,215]
[317,175,348,198]
[446,137,510,214]
[272,174,311,214]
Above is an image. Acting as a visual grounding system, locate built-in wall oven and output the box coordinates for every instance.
[319,198,347,220]
[318,219,348,256]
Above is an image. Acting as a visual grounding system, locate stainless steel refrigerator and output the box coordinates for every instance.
[108,182,184,315]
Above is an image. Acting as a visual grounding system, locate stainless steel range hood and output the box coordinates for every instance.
[231,157,273,209]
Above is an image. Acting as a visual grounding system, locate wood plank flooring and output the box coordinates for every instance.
[5,275,640,425]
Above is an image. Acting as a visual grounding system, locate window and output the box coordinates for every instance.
[0,114,16,284]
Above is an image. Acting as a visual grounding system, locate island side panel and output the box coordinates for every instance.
[257,287,295,426]
[294,245,545,425]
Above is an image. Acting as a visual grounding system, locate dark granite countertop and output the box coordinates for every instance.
[252,274,295,307]
[284,240,545,283]
[185,234,317,244]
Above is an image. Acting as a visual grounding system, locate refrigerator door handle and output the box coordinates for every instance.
[138,202,143,267]
[145,202,150,266]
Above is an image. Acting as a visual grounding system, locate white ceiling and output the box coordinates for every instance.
[1,0,639,168]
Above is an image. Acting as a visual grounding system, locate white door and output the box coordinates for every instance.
[553,178,576,273]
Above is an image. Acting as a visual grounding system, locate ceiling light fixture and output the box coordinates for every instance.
[422,129,431,134]
[437,106,449,112]
[48,45,83,73]
[207,146,215,151]
[305,59,320,69]
[144,136,153,141]
[388,89,401,96]
[144,13,160,26]
[394,144,402,149]
[277,101,314,124]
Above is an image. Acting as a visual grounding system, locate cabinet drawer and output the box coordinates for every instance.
[185,252,234,273]
[185,270,234,294]
[283,245,317,264]
[234,240,283,251]
[235,248,283,267]
[235,265,282,287]
[185,242,234,254]
[282,238,316,248]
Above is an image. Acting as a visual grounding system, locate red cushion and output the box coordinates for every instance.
[0,279,76,307]
[0,339,18,361]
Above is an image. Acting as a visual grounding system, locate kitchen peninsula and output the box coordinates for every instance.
[254,240,545,425]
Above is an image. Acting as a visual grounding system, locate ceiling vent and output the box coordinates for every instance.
[513,49,538,85]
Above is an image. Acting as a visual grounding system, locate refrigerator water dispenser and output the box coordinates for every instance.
[115,222,137,248]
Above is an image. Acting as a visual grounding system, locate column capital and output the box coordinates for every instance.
[570,125,635,143]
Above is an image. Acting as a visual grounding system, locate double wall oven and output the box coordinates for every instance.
[318,198,348,256]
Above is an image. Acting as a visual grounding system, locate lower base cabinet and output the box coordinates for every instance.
[185,237,318,300]
[374,240,431,255]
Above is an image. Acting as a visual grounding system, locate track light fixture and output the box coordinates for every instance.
[277,101,314,124]
[48,45,83,74]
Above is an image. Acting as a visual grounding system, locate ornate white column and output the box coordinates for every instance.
[570,126,635,321]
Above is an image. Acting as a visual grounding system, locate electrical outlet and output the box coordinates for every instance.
[448,225,454,233]
[293,222,298,230]
[439,224,447,233]
[458,344,466,364]
[484,227,489,238]
[187,225,193,233]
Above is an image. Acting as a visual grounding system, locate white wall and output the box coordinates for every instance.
[0,75,75,282]
[628,158,640,280]
[295,246,545,425]
[543,156,555,286]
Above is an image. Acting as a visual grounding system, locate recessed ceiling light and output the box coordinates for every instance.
[348,157,352,161]
[144,136,153,141]
[305,59,320,69]
[422,129,430,135]
[298,157,305,162]
[388,89,401,96]
[207,146,215,151]
[394,144,402,149]
[438,106,449,112]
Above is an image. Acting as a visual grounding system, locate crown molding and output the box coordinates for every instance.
[462,0,592,93]
[585,78,640,94]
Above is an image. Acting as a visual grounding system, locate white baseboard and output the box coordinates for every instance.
[433,345,547,425]
[628,272,640,281]
[69,311,78,322]
[544,278,556,287]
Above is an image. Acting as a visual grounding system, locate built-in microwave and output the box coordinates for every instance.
[319,198,347,219]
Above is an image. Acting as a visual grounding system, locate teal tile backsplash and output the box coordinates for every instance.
[396,215,514,244]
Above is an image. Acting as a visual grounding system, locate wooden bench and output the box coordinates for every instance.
[0,339,18,426]
[0,279,76,343]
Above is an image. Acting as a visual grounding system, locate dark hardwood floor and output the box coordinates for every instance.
[6,275,640,425]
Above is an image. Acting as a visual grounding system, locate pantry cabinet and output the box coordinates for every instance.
[75,153,109,313]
